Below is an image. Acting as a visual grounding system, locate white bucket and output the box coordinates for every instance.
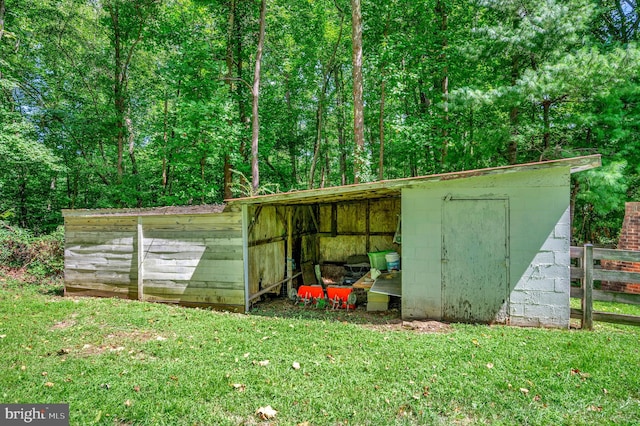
[385,252,400,271]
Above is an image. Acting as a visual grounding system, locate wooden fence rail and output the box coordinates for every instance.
[570,244,640,329]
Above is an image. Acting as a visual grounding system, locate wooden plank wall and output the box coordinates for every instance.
[248,205,286,296]
[65,216,138,299]
[318,198,400,262]
[64,212,245,311]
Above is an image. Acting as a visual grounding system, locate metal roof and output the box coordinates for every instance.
[226,155,601,206]
[62,204,228,218]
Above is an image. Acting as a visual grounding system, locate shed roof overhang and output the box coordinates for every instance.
[226,154,601,207]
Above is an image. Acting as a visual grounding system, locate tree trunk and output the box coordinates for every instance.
[309,90,324,189]
[0,0,5,42]
[436,0,449,170]
[251,0,267,195]
[542,98,551,157]
[508,55,520,165]
[223,0,236,200]
[378,74,385,181]
[111,3,125,183]
[351,0,364,184]
[336,68,347,186]
[162,93,169,189]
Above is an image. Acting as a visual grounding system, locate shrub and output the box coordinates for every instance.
[0,222,64,279]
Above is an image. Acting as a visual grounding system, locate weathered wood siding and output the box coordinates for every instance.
[318,198,400,263]
[65,216,138,298]
[247,205,286,296]
[64,211,245,311]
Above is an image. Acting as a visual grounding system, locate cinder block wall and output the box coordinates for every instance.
[601,202,640,294]
[401,167,571,328]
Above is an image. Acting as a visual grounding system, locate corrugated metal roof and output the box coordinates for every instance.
[61,155,601,216]
[62,204,228,218]
[226,154,601,206]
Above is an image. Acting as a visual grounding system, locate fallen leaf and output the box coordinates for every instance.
[519,388,529,395]
[0,334,6,338]
[20,365,26,371]
[133,385,140,392]
[41,371,48,376]
[603,388,608,395]
[156,336,166,341]
[472,339,480,346]
[232,383,246,392]
[571,368,580,375]
[44,382,54,388]
[326,354,335,363]
[292,362,301,370]
[261,336,270,341]
[486,363,494,369]
[124,400,132,407]
[170,375,178,381]
[533,395,541,402]
[258,360,269,367]
[588,405,603,412]
[423,386,430,397]
[243,352,250,358]
[256,405,277,420]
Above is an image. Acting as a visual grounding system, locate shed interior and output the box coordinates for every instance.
[244,196,402,308]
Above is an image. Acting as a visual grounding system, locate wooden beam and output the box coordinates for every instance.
[571,308,640,327]
[582,244,593,330]
[287,206,293,294]
[365,199,370,253]
[570,287,640,306]
[593,269,640,284]
[137,217,144,301]
[242,204,250,313]
[248,272,302,302]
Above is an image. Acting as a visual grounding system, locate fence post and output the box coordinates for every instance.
[582,244,593,330]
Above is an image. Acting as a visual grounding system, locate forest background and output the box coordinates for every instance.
[0,0,638,246]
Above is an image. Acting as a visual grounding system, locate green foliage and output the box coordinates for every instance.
[0,0,639,243]
[0,223,64,279]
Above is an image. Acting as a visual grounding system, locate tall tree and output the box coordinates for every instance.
[251,0,267,194]
[351,0,364,183]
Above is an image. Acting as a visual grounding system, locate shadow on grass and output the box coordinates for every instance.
[249,295,403,325]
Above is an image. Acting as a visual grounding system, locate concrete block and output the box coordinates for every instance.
[541,236,569,252]
[534,291,566,306]
[509,303,525,316]
[554,278,570,294]
[531,264,569,280]
[510,290,535,305]
[533,251,555,265]
[523,303,555,319]
[521,277,556,292]
[554,222,571,239]
[554,251,571,267]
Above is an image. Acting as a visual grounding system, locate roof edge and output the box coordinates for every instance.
[226,154,602,205]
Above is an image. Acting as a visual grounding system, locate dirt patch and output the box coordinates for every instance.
[251,297,452,333]
[49,319,77,330]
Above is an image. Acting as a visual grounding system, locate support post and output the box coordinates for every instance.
[242,204,251,313]
[582,244,593,330]
[137,217,144,301]
[287,206,294,294]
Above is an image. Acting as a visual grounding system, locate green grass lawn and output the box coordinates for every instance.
[1,282,639,425]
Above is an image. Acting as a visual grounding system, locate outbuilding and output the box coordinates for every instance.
[62,154,600,328]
